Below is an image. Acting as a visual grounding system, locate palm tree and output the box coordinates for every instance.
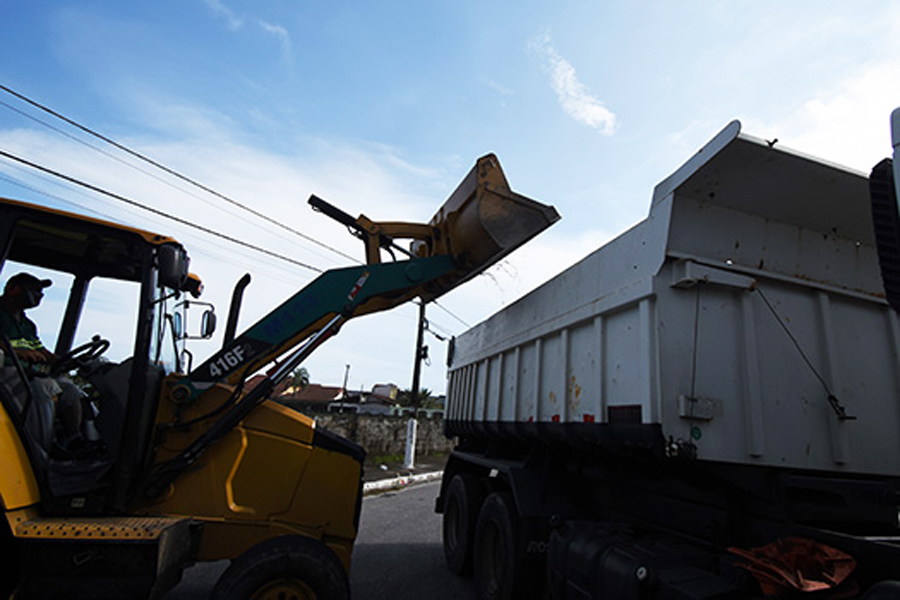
[398,387,432,408]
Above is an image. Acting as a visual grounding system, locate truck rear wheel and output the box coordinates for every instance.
[210,535,349,600]
[861,581,900,599]
[443,473,485,576]
[473,491,538,600]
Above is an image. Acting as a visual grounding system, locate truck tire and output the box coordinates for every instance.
[210,535,350,600]
[861,581,900,599]
[473,491,537,600]
[443,473,485,576]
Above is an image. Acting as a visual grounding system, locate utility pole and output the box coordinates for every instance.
[404,301,427,469]
[340,364,350,412]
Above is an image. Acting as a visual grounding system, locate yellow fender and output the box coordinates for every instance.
[0,405,41,510]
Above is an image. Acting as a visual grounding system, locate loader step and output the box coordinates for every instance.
[13,513,192,540]
[13,514,200,599]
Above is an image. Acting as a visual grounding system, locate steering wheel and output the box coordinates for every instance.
[51,335,110,377]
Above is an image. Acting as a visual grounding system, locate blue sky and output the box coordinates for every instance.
[2,1,900,394]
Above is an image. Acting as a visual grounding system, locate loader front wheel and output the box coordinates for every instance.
[211,535,349,600]
[0,518,22,598]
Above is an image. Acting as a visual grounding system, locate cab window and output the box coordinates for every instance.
[0,261,139,362]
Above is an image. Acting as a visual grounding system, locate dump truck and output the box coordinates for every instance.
[0,153,558,599]
[437,114,900,599]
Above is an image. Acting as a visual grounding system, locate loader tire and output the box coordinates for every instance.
[210,535,349,600]
[442,472,485,576]
[0,518,22,598]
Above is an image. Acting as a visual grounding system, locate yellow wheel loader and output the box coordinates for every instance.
[0,154,558,599]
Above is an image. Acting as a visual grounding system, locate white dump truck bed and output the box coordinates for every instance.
[446,120,900,476]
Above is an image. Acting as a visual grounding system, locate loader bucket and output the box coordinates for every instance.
[420,153,560,301]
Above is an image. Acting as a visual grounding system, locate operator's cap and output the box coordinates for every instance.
[4,272,52,293]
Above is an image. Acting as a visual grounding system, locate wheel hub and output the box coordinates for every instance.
[250,577,317,600]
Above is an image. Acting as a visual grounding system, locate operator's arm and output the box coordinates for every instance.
[15,347,50,363]
[0,310,55,367]
[27,347,55,364]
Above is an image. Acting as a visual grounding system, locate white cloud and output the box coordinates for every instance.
[258,19,292,64]
[484,77,515,97]
[529,33,617,136]
[200,1,294,67]
[201,0,244,31]
[743,60,900,173]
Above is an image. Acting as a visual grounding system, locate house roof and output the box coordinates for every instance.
[282,383,344,404]
[363,392,398,405]
[244,377,401,406]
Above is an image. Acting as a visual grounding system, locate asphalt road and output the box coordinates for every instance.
[351,480,476,600]
[164,480,476,599]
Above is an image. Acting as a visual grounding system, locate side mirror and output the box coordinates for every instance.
[200,309,216,339]
[172,312,184,339]
[174,301,217,340]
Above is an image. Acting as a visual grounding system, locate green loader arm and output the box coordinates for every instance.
[143,154,558,497]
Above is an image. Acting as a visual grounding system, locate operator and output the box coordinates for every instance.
[0,272,89,455]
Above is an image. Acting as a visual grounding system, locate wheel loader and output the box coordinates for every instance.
[0,154,558,599]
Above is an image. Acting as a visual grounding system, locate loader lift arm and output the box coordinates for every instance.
[142,153,558,498]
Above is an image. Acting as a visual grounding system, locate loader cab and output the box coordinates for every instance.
[0,197,209,512]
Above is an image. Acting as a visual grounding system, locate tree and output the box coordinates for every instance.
[289,367,310,393]
[397,387,432,408]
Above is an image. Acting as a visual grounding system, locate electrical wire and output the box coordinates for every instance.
[0,97,331,260]
[0,83,475,335]
[0,158,157,223]
[0,83,359,264]
[0,148,323,273]
[1,145,467,336]
[0,165,319,287]
[0,170,113,217]
[431,300,470,329]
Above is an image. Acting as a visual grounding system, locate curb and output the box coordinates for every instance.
[363,470,443,495]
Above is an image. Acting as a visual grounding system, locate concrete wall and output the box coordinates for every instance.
[314,413,455,458]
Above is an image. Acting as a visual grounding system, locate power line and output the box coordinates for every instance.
[0,170,120,220]
[0,83,359,264]
[1,95,349,267]
[0,148,323,274]
[0,84,478,332]
[0,98,287,232]
[431,300,470,329]
[0,167,306,282]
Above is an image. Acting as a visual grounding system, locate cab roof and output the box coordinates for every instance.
[0,197,185,282]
